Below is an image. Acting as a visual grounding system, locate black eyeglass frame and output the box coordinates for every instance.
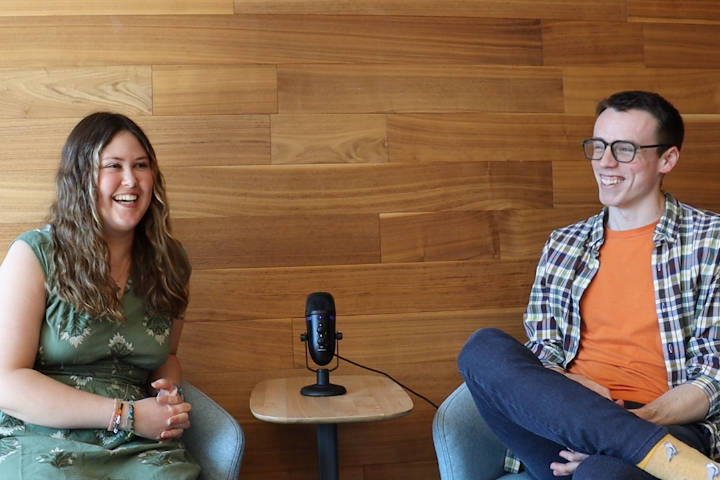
[580,138,671,164]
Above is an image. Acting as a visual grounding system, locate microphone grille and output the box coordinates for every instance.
[306,292,335,315]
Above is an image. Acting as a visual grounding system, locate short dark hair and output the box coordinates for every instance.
[596,91,684,154]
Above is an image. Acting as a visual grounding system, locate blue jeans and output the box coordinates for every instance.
[458,328,710,480]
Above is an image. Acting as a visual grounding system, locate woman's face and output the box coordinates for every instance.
[96,130,154,240]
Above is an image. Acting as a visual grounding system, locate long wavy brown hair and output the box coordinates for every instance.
[46,112,190,323]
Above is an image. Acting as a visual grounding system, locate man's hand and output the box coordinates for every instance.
[550,449,589,476]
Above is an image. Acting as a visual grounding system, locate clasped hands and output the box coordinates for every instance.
[129,378,192,442]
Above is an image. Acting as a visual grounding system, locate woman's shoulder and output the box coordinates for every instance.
[14,225,54,276]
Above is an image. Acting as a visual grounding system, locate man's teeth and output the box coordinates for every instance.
[601,177,621,186]
[114,194,137,202]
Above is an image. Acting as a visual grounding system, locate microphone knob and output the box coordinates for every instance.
[318,336,327,346]
[317,325,326,334]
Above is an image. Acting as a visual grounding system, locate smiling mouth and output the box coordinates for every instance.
[113,194,138,204]
[600,177,622,186]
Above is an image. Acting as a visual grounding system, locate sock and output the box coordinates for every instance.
[637,434,720,480]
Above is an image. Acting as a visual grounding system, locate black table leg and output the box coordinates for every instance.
[317,423,339,480]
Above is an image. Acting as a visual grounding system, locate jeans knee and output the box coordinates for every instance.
[458,327,508,380]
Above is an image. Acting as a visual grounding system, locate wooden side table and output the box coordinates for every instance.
[249,375,414,480]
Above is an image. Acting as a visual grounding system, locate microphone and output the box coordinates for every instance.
[300,292,346,397]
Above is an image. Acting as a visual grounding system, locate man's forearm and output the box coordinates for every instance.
[631,383,709,425]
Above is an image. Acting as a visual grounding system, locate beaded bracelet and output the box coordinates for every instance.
[125,400,135,440]
[108,398,123,434]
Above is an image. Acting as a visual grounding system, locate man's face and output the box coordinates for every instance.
[590,108,674,215]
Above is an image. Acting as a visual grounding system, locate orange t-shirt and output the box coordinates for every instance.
[568,221,669,404]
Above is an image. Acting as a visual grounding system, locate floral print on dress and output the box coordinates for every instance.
[36,447,77,468]
[138,449,175,467]
[142,313,171,345]
[59,312,93,348]
[0,412,24,436]
[0,438,19,465]
[108,333,134,357]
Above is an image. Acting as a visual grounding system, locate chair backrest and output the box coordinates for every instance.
[181,381,245,480]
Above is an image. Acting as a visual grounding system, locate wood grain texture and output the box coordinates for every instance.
[173,214,381,269]
[552,161,602,208]
[235,0,627,20]
[0,15,540,68]
[542,20,645,66]
[644,23,720,68]
[0,118,76,170]
[0,1,232,15]
[563,67,720,115]
[388,113,593,162]
[278,65,565,114]
[163,162,553,217]
[379,211,500,263]
[629,0,720,24]
[0,67,151,118]
[187,260,537,321]
[0,171,57,223]
[137,115,271,166]
[271,114,388,165]
[152,65,277,115]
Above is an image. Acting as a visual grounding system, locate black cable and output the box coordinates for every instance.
[335,354,439,410]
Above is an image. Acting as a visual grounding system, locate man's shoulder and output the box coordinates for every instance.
[547,211,603,245]
[675,201,720,234]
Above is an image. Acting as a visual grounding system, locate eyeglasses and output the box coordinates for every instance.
[581,138,671,163]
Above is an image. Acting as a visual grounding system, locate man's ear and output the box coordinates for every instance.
[659,146,680,174]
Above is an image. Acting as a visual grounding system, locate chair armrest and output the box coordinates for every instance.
[181,381,245,480]
[433,383,508,480]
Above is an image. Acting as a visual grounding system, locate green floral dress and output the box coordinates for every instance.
[0,226,200,480]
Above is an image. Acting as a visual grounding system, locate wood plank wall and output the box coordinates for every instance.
[1,1,719,478]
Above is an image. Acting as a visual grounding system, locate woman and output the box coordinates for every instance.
[0,113,200,479]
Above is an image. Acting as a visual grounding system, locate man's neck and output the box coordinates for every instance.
[606,193,666,231]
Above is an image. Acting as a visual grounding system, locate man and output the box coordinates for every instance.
[459,91,720,480]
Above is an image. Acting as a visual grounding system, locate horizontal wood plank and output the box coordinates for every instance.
[186,260,537,321]
[629,0,720,24]
[163,162,553,217]
[152,65,277,115]
[0,66,151,118]
[0,171,57,224]
[388,113,593,162]
[365,460,440,480]
[379,211,500,263]
[542,20,645,66]
[278,65,565,114]
[644,23,720,68]
[271,114,388,165]
[0,0,232,15]
[0,118,76,170]
[0,15,541,67]
[174,214,380,269]
[235,0,627,21]
[563,67,720,115]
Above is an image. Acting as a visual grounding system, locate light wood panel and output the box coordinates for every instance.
[0,1,232,15]
[0,118,76,170]
[164,162,553,217]
[187,260,536,321]
[563,67,720,115]
[379,212,499,263]
[629,0,720,24]
[644,23,720,68]
[173,214,381,269]
[152,65,277,115]
[235,0,628,20]
[271,114,388,165]
[542,21,645,66]
[0,171,57,223]
[278,65,565,114]
[388,113,593,163]
[0,66,151,118]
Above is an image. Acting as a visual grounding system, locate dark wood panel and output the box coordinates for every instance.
[498,207,602,260]
[186,260,537,321]
[235,0,627,21]
[163,162,554,217]
[271,114,388,165]
[152,65,277,115]
[365,460,440,480]
[644,23,720,69]
[563,67,720,115]
[0,0,231,15]
[278,65,565,114]
[0,15,541,67]
[542,20,645,66]
[292,308,526,368]
[178,319,294,374]
[388,113,593,163]
[174,214,381,269]
[629,0,720,24]
[552,161,602,208]
[0,66,151,118]
[380,211,500,263]
[137,115,271,166]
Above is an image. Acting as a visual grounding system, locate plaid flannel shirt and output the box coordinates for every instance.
[504,193,720,473]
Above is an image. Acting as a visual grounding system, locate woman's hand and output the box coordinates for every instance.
[550,449,589,476]
[131,385,192,441]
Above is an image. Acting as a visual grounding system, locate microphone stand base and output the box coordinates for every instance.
[300,384,347,397]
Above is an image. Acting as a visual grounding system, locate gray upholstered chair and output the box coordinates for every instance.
[182,381,245,480]
[432,383,530,480]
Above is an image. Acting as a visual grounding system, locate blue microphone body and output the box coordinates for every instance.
[305,292,337,366]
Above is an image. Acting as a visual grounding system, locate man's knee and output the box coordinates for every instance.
[458,327,507,378]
